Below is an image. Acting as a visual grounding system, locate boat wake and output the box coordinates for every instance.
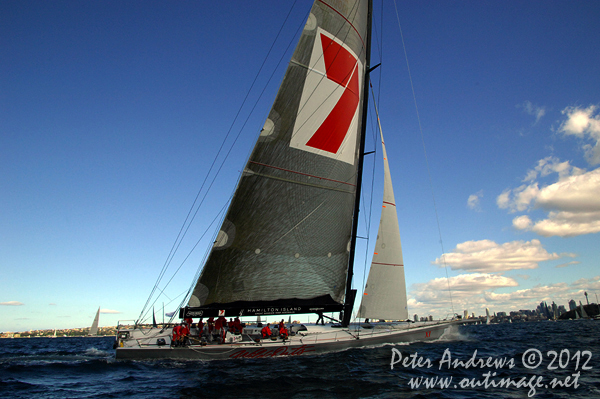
[436,324,470,342]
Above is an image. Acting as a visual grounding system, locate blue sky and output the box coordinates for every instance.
[2,0,599,332]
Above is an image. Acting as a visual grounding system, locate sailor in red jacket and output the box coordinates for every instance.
[261,323,272,339]
[215,316,226,331]
[183,323,190,334]
[180,323,190,346]
[172,324,181,346]
[233,317,242,333]
[279,325,289,340]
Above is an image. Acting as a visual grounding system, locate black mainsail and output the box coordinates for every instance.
[182,0,371,320]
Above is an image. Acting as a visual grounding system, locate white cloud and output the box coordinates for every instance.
[512,215,533,230]
[433,239,564,272]
[483,283,568,304]
[467,190,483,211]
[407,275,600,319]
[498,152,600,237]
[570,276,600,291]
[100,309,122,314]
[522,156,583,183]
[559,105,600,165]
[521,210,600,237]
[496,189,510,209]
[483,276,600,311]
[520,101,546,124]
[555,261,580,268]
[408,273,518,318]
[499,157,587,214]
[511,168,600,237]
[1,301,24,306]
[535,168,600,211]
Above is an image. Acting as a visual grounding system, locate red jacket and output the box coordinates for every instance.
[215,317,226,330]
[280,327,289,338]
[261,325,272,338]
[172,325,181,339]
[183,325,190,335]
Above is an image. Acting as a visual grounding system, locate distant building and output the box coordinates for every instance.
[569,300,577,311]
[413,314,418,322]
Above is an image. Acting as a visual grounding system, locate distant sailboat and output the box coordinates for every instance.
[89,307,100,336]
[485,308,490,324]
[580,301,589,319]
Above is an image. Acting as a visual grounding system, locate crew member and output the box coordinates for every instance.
[180,322,190,346]
[316,311,324,325]
[279,325,289,340]
[215,315,227,331]
[198,318,205,336]
[207,317,215,334]
[261,323,272,339]
[172,324,181,347]
[233,317,242,333]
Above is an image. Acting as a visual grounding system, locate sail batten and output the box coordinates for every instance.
[187,0,370,315]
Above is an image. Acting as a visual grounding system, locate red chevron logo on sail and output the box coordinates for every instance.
[290,28,362,165]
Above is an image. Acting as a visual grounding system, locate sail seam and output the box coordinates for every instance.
[317,0,365,48]
[246,171,355,194]
[249,161,355,186]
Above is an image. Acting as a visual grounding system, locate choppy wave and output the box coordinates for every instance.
[1,321,599,398]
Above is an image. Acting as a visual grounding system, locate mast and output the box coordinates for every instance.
[342,0,373,327]
[181,0,372,320]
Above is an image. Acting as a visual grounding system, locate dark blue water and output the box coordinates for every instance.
[1,321,599,398]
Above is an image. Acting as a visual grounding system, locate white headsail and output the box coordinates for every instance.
[358,112,408,321]
[89,307,100,336]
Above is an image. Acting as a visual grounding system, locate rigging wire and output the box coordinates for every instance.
[149,0,362,321]
[392,0,455,315]
[140,200,230,324]
[137,0,304,323]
